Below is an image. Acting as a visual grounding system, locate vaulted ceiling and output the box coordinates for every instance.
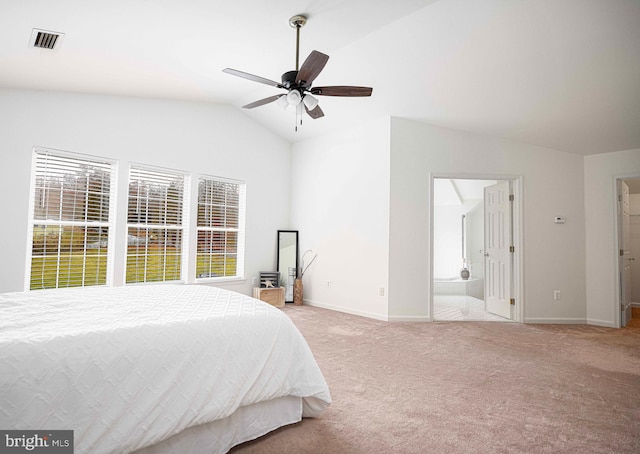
[1,0,639,155]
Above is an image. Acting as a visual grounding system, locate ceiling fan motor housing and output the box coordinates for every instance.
[281,70,299,89]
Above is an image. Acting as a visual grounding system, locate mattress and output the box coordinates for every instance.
[0,284,331,453]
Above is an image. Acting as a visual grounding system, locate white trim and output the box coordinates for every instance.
[23,150,39,291]
[613,173,640,328]
[429,173,524,323]
[512,177,524,323]
[124,163,188,284]
[191,174,247,283]
[25,146,116,291]
[106,159,119,287]
[193,277,247,285]
[303,299,389,321]
[387,315,430,322]
[181,173,192,284]
[525,317,589,325]
[586,318,617,328]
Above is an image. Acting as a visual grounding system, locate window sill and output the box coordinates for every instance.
[193,277,247,285]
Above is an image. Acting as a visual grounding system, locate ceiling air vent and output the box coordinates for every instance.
[29,28,65,50]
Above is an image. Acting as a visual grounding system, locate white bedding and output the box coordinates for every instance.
[0,284,331,453]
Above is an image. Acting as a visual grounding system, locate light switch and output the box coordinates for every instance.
[554,216,566,224]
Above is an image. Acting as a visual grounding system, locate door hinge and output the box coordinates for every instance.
[510,298,515,306]
[620,249,624,256]
[510,246,515,253]
[509,194,514,202]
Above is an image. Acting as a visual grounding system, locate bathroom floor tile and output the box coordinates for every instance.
[434,295,512,322]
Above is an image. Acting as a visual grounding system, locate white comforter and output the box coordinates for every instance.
[0,284,331,453]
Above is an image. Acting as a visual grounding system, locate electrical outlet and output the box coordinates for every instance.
[554,290,561,300]
[326,280,331,288]
[379,288,385,296]
[252,276,258,286]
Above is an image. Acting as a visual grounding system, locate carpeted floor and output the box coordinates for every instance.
[232,305,640,453]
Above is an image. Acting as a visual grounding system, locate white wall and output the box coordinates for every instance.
[465,199,485,280]
[291,116,587,323]
[4,89,632,327]
[0,88,291,294]
[584,148,640,326]
[290,117,391,320]
[433,200,481,279]
[389,118,587,322]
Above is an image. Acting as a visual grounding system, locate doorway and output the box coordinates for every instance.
[430,176,522,322]
[616,177,640,328]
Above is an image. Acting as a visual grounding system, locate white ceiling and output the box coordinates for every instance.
[1,0,639,155]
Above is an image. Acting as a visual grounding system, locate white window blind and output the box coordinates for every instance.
[126,165,185,283]
[29,149,113,289]
[196,177,246,279]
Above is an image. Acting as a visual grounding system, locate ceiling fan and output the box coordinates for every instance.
[222,15,372,126]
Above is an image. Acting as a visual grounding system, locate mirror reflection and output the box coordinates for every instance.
[277,230,298,303]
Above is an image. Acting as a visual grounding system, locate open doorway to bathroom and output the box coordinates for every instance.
[432,177,516,322]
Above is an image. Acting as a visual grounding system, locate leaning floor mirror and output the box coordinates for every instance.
[277,230,299,303]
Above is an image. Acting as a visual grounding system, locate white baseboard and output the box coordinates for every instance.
[303,299,389,322]
[302,303,620,327]
[387,315,431,322]
[585,319,617,328]
[524,317,588,324]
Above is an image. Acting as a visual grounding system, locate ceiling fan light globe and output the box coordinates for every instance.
[303,94,319,110]
[276,94,289,110]
[286,90,302,106]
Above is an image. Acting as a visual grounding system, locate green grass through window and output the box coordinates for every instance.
[31,249,238,289]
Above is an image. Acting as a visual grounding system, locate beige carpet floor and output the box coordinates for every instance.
[232,305,640,453]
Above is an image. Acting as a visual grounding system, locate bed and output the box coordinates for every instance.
[0,284,331,453]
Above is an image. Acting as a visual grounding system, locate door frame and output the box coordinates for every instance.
[614,174,640,328]
[429,173,524,323]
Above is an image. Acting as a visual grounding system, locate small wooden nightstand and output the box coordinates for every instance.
[253,287,285,308]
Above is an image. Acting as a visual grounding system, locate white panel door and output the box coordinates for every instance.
[619,180,632,327]
[484,181,512,319]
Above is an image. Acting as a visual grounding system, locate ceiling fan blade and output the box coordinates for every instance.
[242,95,283,109]
[296,51,329,86]
[305,104,324,119]
[223,68,283,88]
[311,86,373,97]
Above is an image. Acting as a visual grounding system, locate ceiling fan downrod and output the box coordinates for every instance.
[289,15,307,71]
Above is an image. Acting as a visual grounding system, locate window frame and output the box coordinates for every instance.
[25,149,250,291]
[194,174,246,283]
[25,147,117,290]
[124,163,190,285]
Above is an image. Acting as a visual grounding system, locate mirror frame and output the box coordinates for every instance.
[276,230,299,303]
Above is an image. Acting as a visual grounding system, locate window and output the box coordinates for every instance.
[196,176,246,280]
[28,149,114,289]
[27,150,247,290]
[126,165,186,283]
